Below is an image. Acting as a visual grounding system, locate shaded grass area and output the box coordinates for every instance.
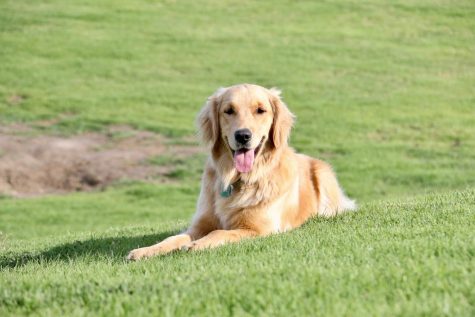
[1,189,474,316]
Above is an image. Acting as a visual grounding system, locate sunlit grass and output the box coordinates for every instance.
[1,0,474,316]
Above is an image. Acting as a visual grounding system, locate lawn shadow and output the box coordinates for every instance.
[0,230,177,269]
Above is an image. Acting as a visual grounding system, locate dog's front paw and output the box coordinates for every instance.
[184,239,221,252]
[181,241,204,252]
[127,247,152,261]
[183,241,206,251]
[180,244,192,251]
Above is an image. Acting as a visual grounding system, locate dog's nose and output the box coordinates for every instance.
[234,129,252,145]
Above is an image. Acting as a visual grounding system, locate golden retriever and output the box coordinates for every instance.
[127,84,356,260]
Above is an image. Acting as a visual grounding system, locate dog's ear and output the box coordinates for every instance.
[197,87,226,147]
[269,88,295,148]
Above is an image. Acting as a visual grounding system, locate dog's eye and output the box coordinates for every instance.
[224,108,234,115]
[257,107,266,114]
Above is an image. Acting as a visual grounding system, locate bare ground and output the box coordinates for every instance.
[0,124,202,197]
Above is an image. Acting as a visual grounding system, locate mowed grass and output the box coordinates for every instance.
[1,0,475,200]
[1,0,475,316]
[1,189,474,316]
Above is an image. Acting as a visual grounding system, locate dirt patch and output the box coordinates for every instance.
[0,125,202,197]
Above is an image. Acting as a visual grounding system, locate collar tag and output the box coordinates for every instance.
[220,184,233,198]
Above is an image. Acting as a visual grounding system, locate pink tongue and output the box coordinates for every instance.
[234,149,255,173]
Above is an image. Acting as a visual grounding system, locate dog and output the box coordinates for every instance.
[127,84,356,260]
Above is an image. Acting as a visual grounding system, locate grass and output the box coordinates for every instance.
[1,0,474,316]
[149,153,207,181]
[1,189,474,316]
[1,0,474,200]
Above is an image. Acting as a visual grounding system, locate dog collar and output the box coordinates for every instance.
[220,178,243,198]
[220,179,255,198]
[220,184,234,198]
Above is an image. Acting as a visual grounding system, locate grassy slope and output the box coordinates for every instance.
[1,0,475,316]
[1,0,474,200]
[1,189,474,316]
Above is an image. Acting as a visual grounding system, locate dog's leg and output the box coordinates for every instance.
[311,159,356,217]
[127,216,219,261]
[186,229,258,251]
[127,200,220,260]
[127,233,192,260]
[127,165,223,260]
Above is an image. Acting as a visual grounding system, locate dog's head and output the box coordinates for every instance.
[198,84,294,173]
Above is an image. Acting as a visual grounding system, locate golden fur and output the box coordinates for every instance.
[127,84,356,260]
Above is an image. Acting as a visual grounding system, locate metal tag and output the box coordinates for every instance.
[220,184,233,198]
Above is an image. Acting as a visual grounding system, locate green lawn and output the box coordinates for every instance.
[1,0,474,316]
[1,189,474,316]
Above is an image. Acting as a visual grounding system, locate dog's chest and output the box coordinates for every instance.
[214,183,294,233]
